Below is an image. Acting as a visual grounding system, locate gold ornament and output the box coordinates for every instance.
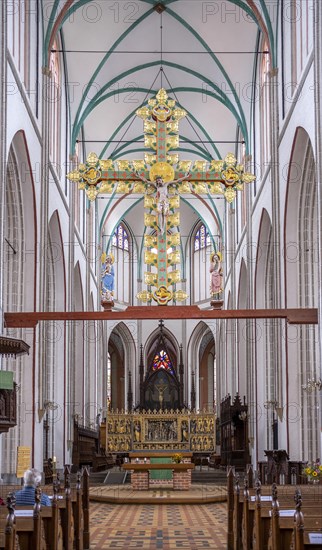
[149,162,175,182]
[224,153,237,166]
[144,235,157,248]
[144,272,157,286]
[166,136,179,150]
[137,290,152,302]
[136,106,151,119]
[224,187,236,203]
[193,160,207,172]
[144,153,157,165]
[83,167,101,185]
[173,290,188,302]
[167,270,181,285]
[66,170,80,182]
[169,195,180,209]
[167,154,179,165]
[99,159,114,170]
[209,160,224,172]
[222,168,239,186]
[87,152,99,166]
[168,251,180,265]
[153,285,173,305]
[242,172,256,184]
[144,213,157,228]
[167,233,180,247]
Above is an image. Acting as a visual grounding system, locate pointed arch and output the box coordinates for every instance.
[284,127,319,462]
[108,322,136,410]
[43,210,66,462]
[188,321,215,411]
[71,262,84,417]
[2,131,37,474]
[254,210,275,454]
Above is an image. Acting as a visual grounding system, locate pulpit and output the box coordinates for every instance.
[220,393,250,469]
[0,384,17,433]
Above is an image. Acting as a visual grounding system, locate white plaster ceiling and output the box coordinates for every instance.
[44,0,277,248]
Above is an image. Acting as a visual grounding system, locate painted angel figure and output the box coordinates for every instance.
[210,251,223,297]
[136,172,190,234]
[101,253,115,302]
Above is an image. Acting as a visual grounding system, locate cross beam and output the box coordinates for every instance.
[4,308,318,328]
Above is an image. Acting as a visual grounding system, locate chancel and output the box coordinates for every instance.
[0,0,322,547]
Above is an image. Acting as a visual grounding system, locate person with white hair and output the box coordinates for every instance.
[15,468,51,506]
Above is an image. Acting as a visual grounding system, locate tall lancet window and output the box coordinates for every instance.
[111,223,130,304]
[259,40,271,167]
[49,39,61,167]
[193,223,211,303]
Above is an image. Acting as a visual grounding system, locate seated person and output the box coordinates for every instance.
[15,468,51,506]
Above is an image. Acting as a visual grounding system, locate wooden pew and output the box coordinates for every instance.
[230,464,322,550]
[82,467,90,550]
[4,494,16,550]
[73,472,83,550]
[0,464,90,550]
[42,480,63,550]
[227,467,234,550]
[253,485,322,550]
[233,475,242,550]
[61,465,74,550]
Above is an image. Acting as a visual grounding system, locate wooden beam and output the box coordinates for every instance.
[3,307,318,328]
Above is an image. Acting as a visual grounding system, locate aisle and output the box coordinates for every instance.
[89,502,227,549]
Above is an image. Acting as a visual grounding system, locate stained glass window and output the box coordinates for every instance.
[112,224,129,250]
[152,349,174,374]
[194,224,210,251]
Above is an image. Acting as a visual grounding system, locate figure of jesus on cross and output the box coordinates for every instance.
[136,172,190,234]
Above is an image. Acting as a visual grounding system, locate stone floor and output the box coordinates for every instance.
[89,483,227,505]
[89,501,228,549]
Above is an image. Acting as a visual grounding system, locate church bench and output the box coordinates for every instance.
[250,483,322,550]
[228,467,322,550]
[0,466,90,550]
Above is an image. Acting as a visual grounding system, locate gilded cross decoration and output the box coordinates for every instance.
[67,88,255,306]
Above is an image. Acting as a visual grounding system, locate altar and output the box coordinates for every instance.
[103,321,216,455]
[105,409,215,453]
[122,452,195,491]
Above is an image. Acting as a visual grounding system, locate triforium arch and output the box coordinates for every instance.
[71,262,84,419]
[2,131,36,474]
[284,128,319,461]
[188,322,215,411]
[108,322,136,411]
[237,259,248,399]
[43,211,66,465]
[255,208,275,456]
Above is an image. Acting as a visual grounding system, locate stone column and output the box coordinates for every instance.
[268,67,283,426]
[313,1,322,459]
[37,65,52,421]
[245,157,256,458]
[0,0,7,477]
[67,154,76,455]
[228,204,236,394]
[0,0,7,329]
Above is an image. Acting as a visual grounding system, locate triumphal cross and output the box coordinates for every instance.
[67,88,255,305]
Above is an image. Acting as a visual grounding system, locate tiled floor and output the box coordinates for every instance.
[89,484,227,504]
[89,502,227,549]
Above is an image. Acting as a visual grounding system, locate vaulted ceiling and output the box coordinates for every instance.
[44,0,277,248]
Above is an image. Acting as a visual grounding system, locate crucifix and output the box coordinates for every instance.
[67,88,255,305]
[155,379,168,410]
